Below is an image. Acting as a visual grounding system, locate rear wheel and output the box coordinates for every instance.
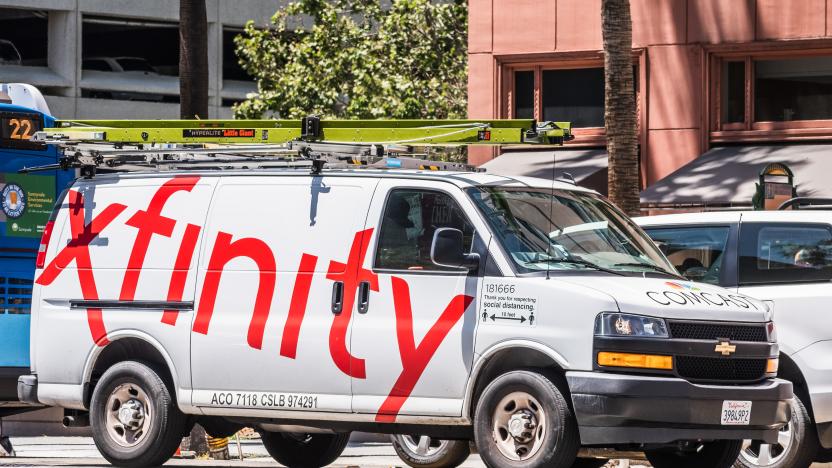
[646,440,742,468]
[473,370,579,468]
[90,361,186,468]
[391,434,471,468]
[259,431,350,468]
[734,395,818,468]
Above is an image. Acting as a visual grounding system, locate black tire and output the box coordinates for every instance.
[259,430,350,468]
[198,417,245,439]
[817,447,832,463]
[646,440,743,468]
[89,361,186,468]
[734,394,818,468]
[391,434,471,468]
[473,370,580,468]
[571,458,608,468]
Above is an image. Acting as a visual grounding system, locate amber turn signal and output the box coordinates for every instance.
[766,358,779,374]
[597,352,673,370]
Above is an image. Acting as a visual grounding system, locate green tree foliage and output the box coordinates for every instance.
[233,0,467,120]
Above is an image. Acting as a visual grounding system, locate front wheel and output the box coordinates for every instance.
[89,361,186,468]
[473,370,580,468]
[259,430,350,468]
[734,394,818,468]
[646,440,743,468]
[391,434,471,468]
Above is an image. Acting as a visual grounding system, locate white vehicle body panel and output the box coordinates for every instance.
[636,210,832,425]
[29,170,777,429]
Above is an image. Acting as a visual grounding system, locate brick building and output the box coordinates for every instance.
[468,0,832,208]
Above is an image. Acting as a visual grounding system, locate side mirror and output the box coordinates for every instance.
[431,228,480,270]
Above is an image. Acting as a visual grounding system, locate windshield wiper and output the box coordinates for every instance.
[531,257,625,276]
[612,262,684,279]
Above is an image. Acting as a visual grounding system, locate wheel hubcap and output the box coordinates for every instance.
[104,384,151,448]
[401,435,449,457]
[492,391,547,461]
[740,418,794,466]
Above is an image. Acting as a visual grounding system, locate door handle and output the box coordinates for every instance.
[357,281,371,314]
[331,281,344,314]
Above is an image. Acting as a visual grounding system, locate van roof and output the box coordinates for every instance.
[86,168,596,193]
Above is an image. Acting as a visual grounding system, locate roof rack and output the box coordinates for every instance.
[21,116,573,177]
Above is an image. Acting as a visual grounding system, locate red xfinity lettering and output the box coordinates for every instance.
[35,190,127,345]
[161,223,202,326]
[193,232,277,350]
[119,177,200,301]
[326,229,378,379]
[280,253,318,359]
[376,276,474,422]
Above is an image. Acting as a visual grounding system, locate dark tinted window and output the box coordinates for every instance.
[739,223,832,284]
[542,68,604,127]
[721,61,745,124]
[755,57,832,122]
[644,226,730,285]
[375,190,474,271]
[514,71,535,119]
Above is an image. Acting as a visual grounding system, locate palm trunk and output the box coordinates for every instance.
[180,0,209,119]
[602,0,640,215]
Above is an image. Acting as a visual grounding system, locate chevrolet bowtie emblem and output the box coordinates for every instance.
[715,341,737,356]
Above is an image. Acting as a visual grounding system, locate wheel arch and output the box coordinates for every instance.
[82,331,181,408]
[779,352,814,420]
[464,341,570,420]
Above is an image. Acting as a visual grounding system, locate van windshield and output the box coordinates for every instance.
[468,187,676,275]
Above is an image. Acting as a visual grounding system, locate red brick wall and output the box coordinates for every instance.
[468,0,832,183]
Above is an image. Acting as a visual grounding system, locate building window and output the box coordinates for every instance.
[542,68,605,127]
[721,61,745,125]
[714,53,832,138]
[755,57,832,122]
[514,70,535,120]
[513,67,605,128]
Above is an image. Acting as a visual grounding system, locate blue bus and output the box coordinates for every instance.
[0,85,74,417]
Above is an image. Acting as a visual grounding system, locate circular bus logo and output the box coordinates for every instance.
[2,183,26,219]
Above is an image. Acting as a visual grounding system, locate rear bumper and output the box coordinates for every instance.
[16,374,38,406]
[567,371,792,446]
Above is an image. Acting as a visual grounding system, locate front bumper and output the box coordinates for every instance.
[567,371,792,446]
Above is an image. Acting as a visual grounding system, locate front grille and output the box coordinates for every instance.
[669,321,768,342]
[676,356,768,382]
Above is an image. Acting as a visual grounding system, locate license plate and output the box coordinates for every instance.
[721,400,752,425]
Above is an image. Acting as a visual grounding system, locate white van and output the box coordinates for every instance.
[19,169,791,468]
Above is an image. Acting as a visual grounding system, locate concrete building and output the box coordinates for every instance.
[468,0,832,208]
[0,0,288,119]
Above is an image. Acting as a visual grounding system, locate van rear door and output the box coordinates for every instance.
[190,175,379,415]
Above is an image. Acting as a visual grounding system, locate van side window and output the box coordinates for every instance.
[375,189,474,271]
[643,226,730,285]
[739,223,832,284]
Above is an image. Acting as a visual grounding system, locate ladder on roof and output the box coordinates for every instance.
[22,116,573,177]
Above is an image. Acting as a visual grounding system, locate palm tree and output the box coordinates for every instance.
[180,0,209,119]
[601,0,640,215]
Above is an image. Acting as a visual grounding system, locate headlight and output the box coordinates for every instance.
[595,313,669,338]
[767,322,777,342]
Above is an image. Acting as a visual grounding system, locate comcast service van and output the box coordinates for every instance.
[20,167,792,468]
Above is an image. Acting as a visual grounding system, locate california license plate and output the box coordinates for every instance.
[721,400,752,425]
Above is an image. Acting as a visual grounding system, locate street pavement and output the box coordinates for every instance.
[0,437,635,468]
[1,437,831,468]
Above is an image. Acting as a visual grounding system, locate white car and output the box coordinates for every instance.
[636,209,832,468]
[19,168,791,468]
